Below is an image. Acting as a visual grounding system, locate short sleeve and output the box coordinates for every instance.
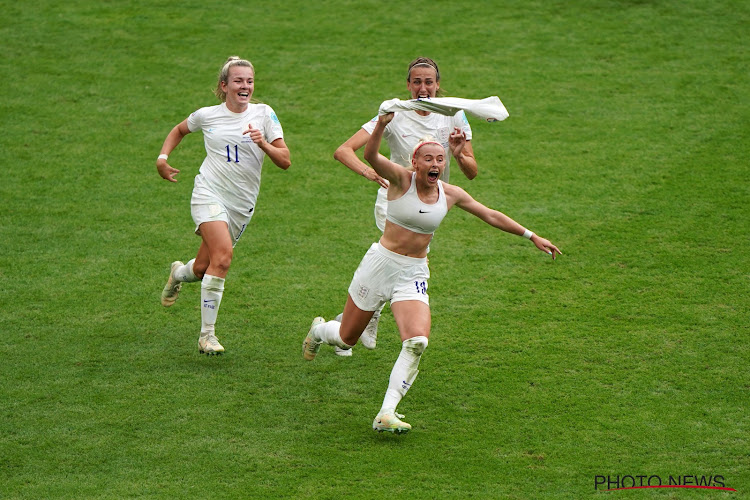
[263,105,284,143]
[361,116,378,134]
[186,107,205,133]
[453,110,473,141]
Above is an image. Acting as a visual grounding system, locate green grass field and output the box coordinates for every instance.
[1,0,748,498]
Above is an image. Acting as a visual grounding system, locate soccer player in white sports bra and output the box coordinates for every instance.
[303,112,561,434]
[332,56,479,356]
[156,56,290,355]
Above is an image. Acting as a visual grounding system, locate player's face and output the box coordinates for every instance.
[407,66,439,99]
[413,144,445,184]
[222,66,254,110]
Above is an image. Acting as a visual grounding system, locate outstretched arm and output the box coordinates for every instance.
[363,113,410,190]
[156,119,191,182]
[334,129,389,188]
[448,185,562,259]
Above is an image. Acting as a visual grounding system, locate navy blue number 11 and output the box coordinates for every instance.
[226,145,240,163]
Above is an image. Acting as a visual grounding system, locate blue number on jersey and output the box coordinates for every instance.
[226,144,240,163]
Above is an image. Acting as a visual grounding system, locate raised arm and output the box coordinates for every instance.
[156,119,192,182]
[334,129,388,188]
[446,184,562,259]
[363,113,411,190]
[448,127,478,180]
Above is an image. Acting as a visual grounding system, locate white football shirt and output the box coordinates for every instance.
[187,102,284,212]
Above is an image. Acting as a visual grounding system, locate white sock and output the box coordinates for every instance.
[380,336,429,414]
[314,320,353,350]
[175,259,200,283]
[200,274,225,336]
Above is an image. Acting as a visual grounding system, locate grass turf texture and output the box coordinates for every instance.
[1,0,748,498]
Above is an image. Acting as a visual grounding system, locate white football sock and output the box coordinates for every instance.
[380,336,429,414]
[200,274,224,336]
[314,320,353,350]
[175,259,200,283]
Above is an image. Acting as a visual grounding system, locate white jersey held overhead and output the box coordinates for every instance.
[362,106,472,183]
[379,96,509,123]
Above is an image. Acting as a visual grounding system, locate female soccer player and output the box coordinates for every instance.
[304,112,561,433]
[156,56,290,354]
[332,56,479,355]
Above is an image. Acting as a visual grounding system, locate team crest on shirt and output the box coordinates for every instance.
[437,127,450,144]
[357,285,370,300]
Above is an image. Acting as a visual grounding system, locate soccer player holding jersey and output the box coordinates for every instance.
[332,57,479,356]
[304,112,561,433]
[156,56,290,354]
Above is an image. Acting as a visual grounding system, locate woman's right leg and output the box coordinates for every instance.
[303,295,376,360]
[160,232,212,308]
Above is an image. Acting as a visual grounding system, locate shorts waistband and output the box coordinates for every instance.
[375,242,428,266]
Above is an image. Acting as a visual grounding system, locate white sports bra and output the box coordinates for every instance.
[386,173,448,235]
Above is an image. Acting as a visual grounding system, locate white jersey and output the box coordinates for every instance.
[379,96,509,123]
[187,102,284,213]
[361,109,472,183]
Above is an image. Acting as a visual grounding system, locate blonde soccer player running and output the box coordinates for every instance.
[156,56,290,354]
[304,112,561,433]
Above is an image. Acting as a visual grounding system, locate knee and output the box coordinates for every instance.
[212,248,233,274]
[404,336,429,356]
[192,260,208,279]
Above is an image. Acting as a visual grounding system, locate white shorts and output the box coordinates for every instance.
[191,193,253,248]
[348,242,430,311]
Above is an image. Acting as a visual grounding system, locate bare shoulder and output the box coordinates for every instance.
[442,182,471,208]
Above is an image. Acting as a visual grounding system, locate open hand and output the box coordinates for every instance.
[531,235,563,260]
[449,127,466,156]
[156,160,180,183]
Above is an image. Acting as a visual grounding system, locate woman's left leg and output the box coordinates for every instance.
[373,300,431,433]
[195,220,234,354]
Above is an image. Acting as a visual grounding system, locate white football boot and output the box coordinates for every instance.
[160,261,184,307]
[302,317,325,361]
[372,411,411,434]
[334,347,352,357]
[198,333,224,355]
[360,310,380,350]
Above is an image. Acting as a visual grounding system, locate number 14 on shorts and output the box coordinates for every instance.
[414,280,427,294]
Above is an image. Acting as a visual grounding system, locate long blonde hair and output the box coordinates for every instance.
[214,56,255,102]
